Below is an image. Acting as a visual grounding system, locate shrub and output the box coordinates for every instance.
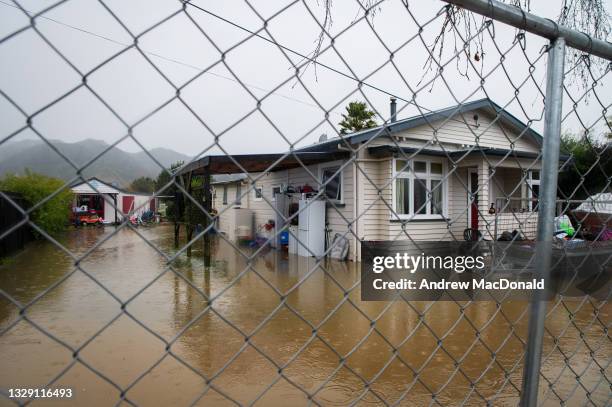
[130,176,156,193]
[0,171,73,236]
[559,133,611,200]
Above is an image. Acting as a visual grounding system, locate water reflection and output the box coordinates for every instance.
[0,225,608,406]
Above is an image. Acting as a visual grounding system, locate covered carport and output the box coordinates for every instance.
[173,151,349,259]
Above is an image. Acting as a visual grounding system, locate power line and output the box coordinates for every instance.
[0,0,481,130]
[184,1,412,105]
[184,1,499,130]
[0,0,340,116]
[184,1,486,126]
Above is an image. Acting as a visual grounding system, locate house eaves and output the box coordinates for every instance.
[211,174,248,185]
[367,145,570,162]
[178,151,350,176]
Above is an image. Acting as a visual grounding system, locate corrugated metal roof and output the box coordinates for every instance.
[178,151,349,176]
[176,98,544,177]
[71,179,120,194]
[296,98,543,153]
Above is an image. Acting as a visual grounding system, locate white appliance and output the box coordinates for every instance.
[297,198,325,258]
[229,208,253,241]
[288,225,298,254]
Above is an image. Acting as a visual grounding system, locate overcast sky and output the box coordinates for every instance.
[0,0,610,161]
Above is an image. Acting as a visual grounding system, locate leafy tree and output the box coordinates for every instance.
[0,171,73,236]
[155,161,184,221]
[155,161,184,191]
[338,101,377,135]
[154,161,210,255]
[129,176,155,193]
[558,132,611,201]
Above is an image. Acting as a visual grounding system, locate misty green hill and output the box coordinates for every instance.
[0,138,190,188]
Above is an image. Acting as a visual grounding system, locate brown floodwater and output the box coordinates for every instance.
[0,225,609,406]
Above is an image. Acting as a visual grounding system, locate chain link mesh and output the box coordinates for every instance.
[0,0,610,406]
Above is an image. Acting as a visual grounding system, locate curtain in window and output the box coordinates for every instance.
[431,179,442,214]
[414,177,427,214]
[395,178,409,214]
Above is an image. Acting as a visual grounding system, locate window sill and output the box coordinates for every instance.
[390,217,449,223]
[325,201,346,208]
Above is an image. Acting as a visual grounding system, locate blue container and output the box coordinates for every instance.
[280,231,289,245]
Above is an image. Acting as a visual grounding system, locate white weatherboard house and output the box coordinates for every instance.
[203,99,558,261]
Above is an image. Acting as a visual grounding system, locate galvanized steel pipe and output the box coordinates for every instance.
[442,0,612,60]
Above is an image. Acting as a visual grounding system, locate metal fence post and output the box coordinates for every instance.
[520,36,566,407]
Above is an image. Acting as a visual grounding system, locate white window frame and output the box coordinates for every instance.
[253,184,263,201]
[524,170,540,212]
[271,184,283,201]
[391,157,448,220]
[318,161,344,204]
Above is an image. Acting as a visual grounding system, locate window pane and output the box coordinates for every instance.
[531,184,539,212]
[396,160,408,172]
[531,170,540,180]
[414,161,426,173]
[413,178,427,214]
[431,162,443,174]
[431,179,443,215]
[323,168,341,201]
[255,187,262,199]
[395,178,410,215]
[272,186,281,198]
[223,185,228,204]
[236,183,242,204]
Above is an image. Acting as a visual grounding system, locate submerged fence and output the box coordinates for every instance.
[0,192,30,257]
[0,0,610,405]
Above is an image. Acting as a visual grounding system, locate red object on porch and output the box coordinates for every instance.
[149,199,156,212]
[122,196,134,214]
[470,202,479,241]
[470,202,478,229]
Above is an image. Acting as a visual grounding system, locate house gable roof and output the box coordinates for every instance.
[71,177,121,194]
[296,98,543,153]
[70,177,152,196]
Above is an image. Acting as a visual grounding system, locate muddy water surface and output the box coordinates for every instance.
[0,226,609,406]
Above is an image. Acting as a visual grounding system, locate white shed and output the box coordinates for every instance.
[70,178,156,223]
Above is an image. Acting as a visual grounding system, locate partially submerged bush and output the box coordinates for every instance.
[0,171,73,236]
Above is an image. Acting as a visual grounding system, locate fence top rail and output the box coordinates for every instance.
[442,0,612,61]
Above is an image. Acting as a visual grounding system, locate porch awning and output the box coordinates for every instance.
[367,145,571,161]
[177,151,350,176]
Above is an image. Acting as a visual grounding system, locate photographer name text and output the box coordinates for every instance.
[372,278,545,291]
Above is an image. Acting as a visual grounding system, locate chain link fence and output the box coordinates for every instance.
[0,0,610,405]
